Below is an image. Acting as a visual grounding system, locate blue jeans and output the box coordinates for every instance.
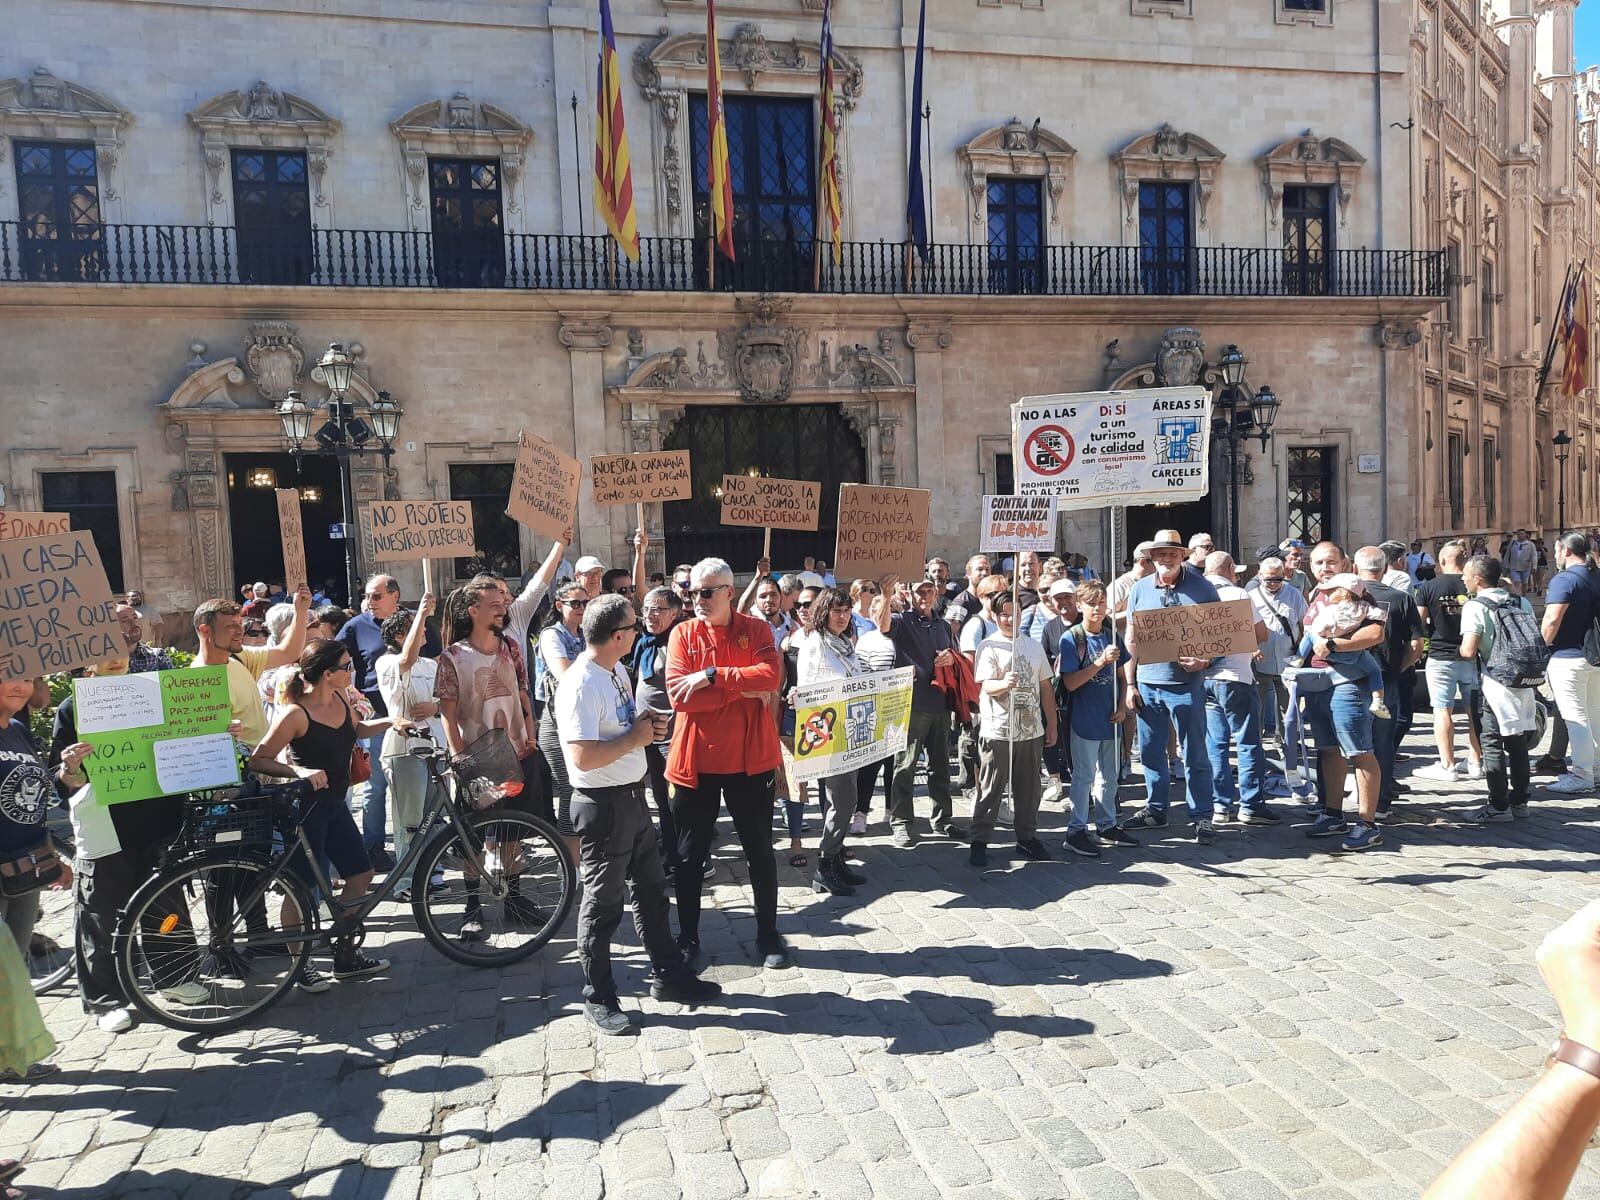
[1067,732,1118,832]
[1136,679,1213,820]
[1204,678,1267,814]
[360,730,389,853]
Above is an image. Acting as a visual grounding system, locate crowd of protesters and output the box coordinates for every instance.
[3,518,1600,1059]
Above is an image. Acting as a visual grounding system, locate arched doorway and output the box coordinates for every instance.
[662,404,867,569]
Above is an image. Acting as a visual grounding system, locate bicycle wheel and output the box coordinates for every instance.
[413,808,575,967]
[26,886,76,993]
[116,853,315,1033]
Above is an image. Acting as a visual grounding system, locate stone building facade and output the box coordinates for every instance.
[1410,0,1600,538]
[0,0,1446,625]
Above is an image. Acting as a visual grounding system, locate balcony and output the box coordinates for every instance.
[0,221,1448,299]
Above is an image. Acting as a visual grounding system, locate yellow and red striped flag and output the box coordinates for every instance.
[593,0,638,261]
[817,0,842,265]
[706,0,736,261]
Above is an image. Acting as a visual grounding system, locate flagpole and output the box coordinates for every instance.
[571,93,585,239]
[1534,263,1575,407]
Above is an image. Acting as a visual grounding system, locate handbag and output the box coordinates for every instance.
[349,742,372,785]
[0,840,64,898]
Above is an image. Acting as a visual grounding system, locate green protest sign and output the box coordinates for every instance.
[76,667,239,804]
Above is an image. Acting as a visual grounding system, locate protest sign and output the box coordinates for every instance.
[719,475,822,531]
[0,511,71,541]
[275,489,308,591]
[0,529,122,682]
[589,450,693,506]
[366,500,476,562]
[77,667,238,803]
[789,667,914,784]
[1011,386,1212,509]
[1130,598,1258,665]
[833,484,930,584]
[507,429,579,544]
[980,495,1057,552]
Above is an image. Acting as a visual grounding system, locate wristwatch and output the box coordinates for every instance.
[1548,1036,1600,1081]
[704,666,717,684]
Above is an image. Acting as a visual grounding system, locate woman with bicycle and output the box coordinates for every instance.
[247,638,406,992]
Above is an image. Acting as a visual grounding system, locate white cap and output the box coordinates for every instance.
[1048,578,1078,599]
[1314,572,1367,596]
[574,556,605,575]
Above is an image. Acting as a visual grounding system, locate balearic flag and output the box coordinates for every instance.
[593,0,639,261]
[905,0,929,263]
[1561,263,1591,399]
[706,0,736,261]
[817,0,842,265]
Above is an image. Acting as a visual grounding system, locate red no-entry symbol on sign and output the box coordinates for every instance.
[1024,425,1075,475]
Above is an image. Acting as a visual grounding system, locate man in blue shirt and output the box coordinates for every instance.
[1119,530,1222,843]
[1541,532,1600,793]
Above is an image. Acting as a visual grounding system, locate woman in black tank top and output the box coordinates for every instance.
[249,639,408,988]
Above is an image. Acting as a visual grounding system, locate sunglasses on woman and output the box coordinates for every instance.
[563,598,588,609]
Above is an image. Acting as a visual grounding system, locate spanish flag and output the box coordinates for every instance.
[1561,263,1591,399]
[817,0,842,265]
[593,0,638,261]
[706,0,736,262]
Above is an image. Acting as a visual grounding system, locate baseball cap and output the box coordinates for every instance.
[1048,578,1077,599]
[1279,538,1307,552]
[574,555,605,575]
[1314,572,1367,596]
[1255,544,1283,563]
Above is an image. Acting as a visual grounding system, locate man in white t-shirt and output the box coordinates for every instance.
[555,593,720,1035]
[1202,552,1280,826]
[970,594,1057,866]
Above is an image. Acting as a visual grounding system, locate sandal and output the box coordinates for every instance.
[788,852,808,869]
[0,1161,20,1184]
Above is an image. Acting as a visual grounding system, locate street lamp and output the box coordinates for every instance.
[1211,346,1281,557]
[277,344,405,604]
[1555,428,1573,533]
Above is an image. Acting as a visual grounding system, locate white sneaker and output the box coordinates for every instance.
[1042,779,1063,805]
[1545,774,1593,794]
[1450,760,1471,777]
[1413,762,1461,783]
[158,981,211,1007]
[849,812,867,836]
[97,1006,135,1034]
[1461,760,1485,781]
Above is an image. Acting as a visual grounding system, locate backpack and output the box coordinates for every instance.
[1578,569,1600,668]
[1480,596,1551,688]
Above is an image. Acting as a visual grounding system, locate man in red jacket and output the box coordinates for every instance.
[666,557,790,969]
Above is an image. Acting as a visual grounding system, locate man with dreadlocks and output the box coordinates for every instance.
[436,576,541,940]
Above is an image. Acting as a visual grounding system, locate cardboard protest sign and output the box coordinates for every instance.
[366,500,475,563]
[77,667,238,803]
[980,495,1057,552]
[790,667,914,784]
[590,450,693,507]
[0,511,71,541]
[1011,386,1212,509]
[833,484,930,584]
[275,489,308,591]
[719,475,821,531]
[0,530,122,682]
[1130,598,1258,665]
[507,429,579,544]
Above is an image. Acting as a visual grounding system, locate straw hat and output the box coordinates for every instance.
[1147,529,1186,550]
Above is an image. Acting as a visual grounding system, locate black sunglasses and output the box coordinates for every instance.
[562,598,589,609]
[694,585,729,600]
[610,620,642,635]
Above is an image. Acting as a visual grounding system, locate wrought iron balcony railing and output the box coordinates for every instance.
[0,221,1448,299]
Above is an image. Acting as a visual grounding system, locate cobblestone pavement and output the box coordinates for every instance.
[7,728,1600,1200]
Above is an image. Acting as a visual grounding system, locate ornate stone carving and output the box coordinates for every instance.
[809,338,906,390]
[189,83,338,223]
[558,315,614,350]
[1377,320,1424,348]
[959,119,1076,230]
[629,348,691,389]
[1258,131,1365,227]
[244,322,306,401]
[1156,328,1206,387]
[727,24,806,87]
[391,95,532,227]
[904,322,952,350]
[690,341,730,387]
[1113,124,1225,229]
[721,295,806,404]
[0,68,130,215]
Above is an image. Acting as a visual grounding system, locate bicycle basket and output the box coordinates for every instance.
[450,728,525,810]
[181,782,302,854]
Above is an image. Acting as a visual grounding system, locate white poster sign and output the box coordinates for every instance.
[1010,386,1212,509]
[153,733,242,795]
[980,495,1057,552]
[74,674,166,734]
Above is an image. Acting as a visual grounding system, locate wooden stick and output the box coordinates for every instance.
[763,525,772,563]
[707,236,716,289]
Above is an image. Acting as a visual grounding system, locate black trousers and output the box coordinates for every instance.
[644,743,680,870]
[1477,697,1534,812]
[670,770,779,945]
[75,840,195,1013]
[854,756,893,814]
[571,782,684,1006]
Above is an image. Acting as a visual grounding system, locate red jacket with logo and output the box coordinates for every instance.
[665,611,784,787]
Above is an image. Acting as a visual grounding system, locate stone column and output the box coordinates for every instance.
[1498,0,1542,529]
[904,320,951,532]
[559,311,614,559]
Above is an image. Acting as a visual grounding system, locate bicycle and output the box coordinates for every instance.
[113,727,575,1032]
